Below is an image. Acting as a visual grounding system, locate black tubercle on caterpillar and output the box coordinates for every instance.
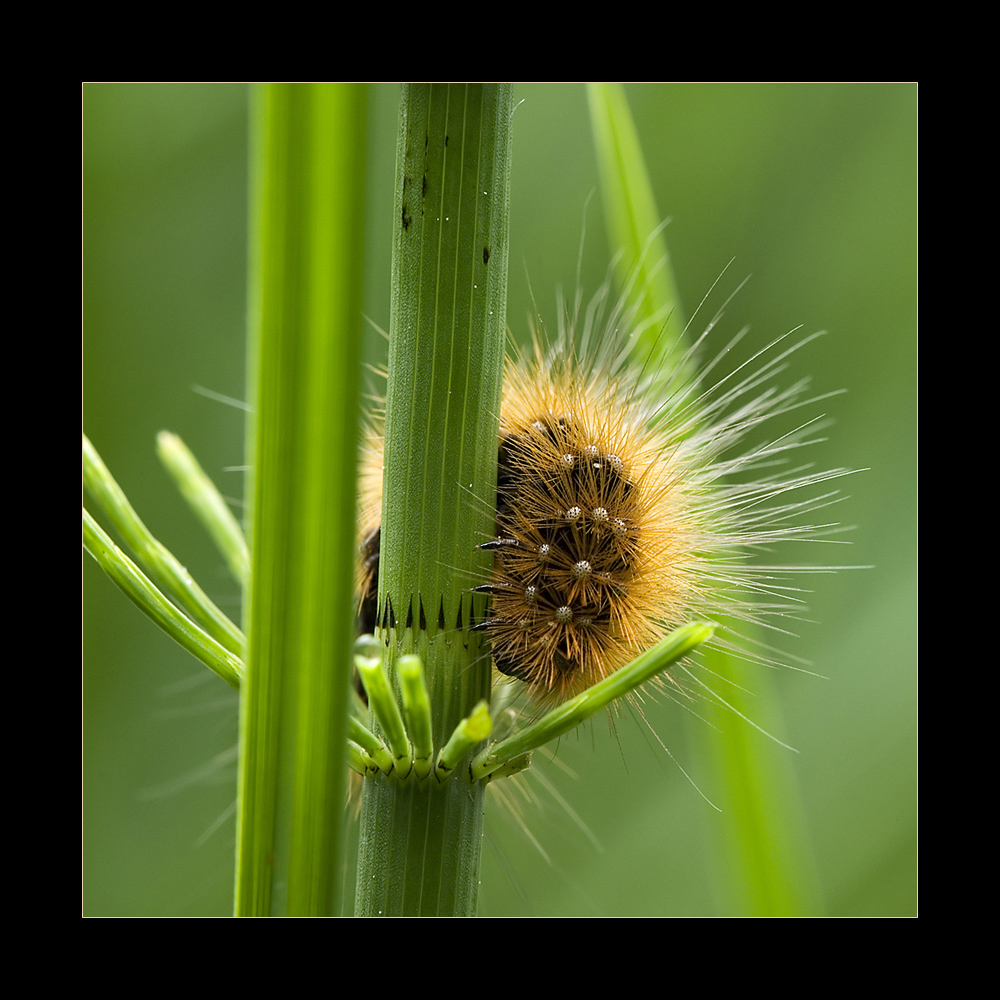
[356,411,645,697]
[477,420,640,683]
[354,279,852,705]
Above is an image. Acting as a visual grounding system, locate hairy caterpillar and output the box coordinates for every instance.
[357,269,849,705]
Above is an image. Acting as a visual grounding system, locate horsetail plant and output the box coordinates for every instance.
[83,81,842,917]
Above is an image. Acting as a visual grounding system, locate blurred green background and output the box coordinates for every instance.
[82,82,917,917]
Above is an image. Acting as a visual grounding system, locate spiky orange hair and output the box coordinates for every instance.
[358,278,850,705]
[473,331,699,702]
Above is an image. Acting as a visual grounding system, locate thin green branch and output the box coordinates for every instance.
[346,716,393,774]
[83,432,244,656]
[471,622,713,782]
[355,643,411,768]
[397,655,434,776]
[436,700,492,779]
[83,508,243,689]
[156,431,249,589]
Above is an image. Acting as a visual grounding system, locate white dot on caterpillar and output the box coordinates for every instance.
[592,507,609,523]
[561,453,575,469]
[572,560,592,579]
[612,518,627,536]
[565,506,582,522]
[554,606,573,624]
[524,585,538,604]
[537,543,551,561]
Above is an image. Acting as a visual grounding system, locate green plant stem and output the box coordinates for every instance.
[587,82,821,916]
[236,82,367,917]
[587,82,687,376]
[353,82,513,917]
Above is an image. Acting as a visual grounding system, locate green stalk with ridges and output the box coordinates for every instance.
[354,82,513,917]
[237,82,367,917]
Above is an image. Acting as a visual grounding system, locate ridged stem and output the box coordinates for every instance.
[236,82,367,917]
[354,82,513,917]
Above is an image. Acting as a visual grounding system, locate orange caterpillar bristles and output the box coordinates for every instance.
[473,335,697,702]
[356,411,386,637]
[358,271,852,706]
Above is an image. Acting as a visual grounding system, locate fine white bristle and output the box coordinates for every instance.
[357,268,855,706]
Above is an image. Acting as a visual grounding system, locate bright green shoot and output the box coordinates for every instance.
[471,622,714,782]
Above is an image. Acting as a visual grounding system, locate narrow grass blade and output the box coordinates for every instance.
[587,82,823,916]
[586,82,687,375]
